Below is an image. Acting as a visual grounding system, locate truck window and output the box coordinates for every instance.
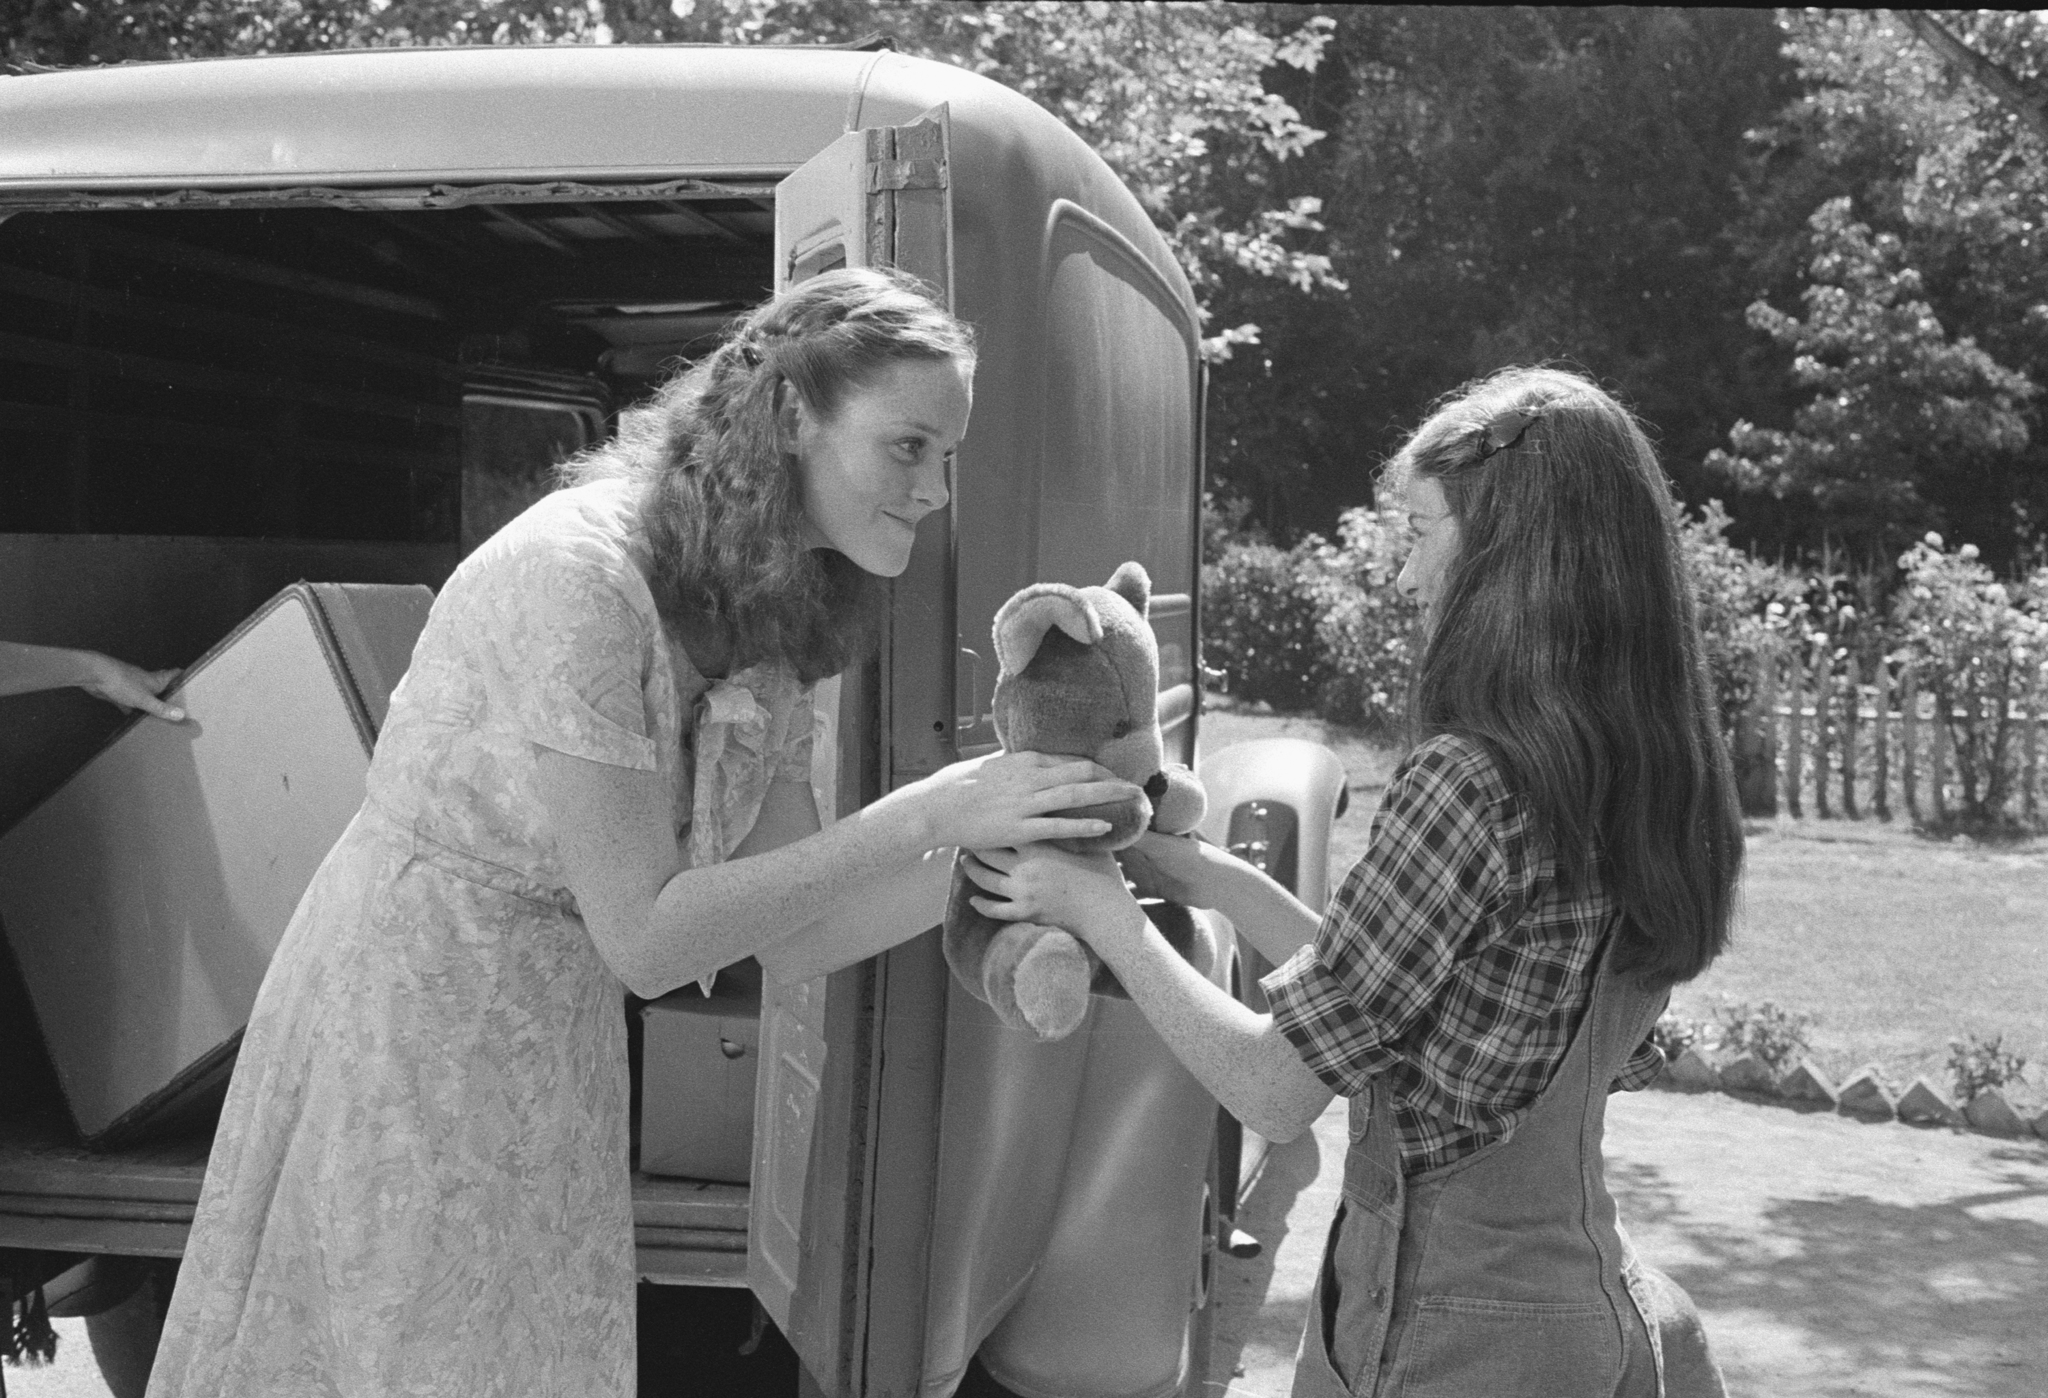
[1036,201,1200,760]
[460,384,608,554]
[1036,203,1198,588]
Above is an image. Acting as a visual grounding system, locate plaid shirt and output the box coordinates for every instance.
[1264,733,1664,1176]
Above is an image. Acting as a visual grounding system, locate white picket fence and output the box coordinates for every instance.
[1744,646,2043,823]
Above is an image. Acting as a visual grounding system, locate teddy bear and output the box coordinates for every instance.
[942,561,1212,1041]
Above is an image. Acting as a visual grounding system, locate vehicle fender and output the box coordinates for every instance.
[1196,739,1350,913]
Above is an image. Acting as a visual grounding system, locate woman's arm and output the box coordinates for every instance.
[0,642,184,720]
[962,846,1333,1142]
[540,748,1136,999]
[1117,831,1321,967]
[717,775,958,986]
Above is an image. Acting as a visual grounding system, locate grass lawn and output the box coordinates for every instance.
[1673,818,2048,1103]
[1198,701,2048,1108]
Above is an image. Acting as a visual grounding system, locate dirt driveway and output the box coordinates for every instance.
[18,1090,2045,1398]
[1210,1089,2048,1398]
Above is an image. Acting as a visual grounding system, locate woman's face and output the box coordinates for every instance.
[786,356,973,577]
[1396,474,1460,631]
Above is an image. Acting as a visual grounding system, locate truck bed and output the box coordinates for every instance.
[0,1102,752,1286]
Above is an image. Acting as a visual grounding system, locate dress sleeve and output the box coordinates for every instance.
[474,530,659,772]
[1260,739,1509,1097]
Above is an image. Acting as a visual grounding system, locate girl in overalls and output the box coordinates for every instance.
[966,367,1738,1397]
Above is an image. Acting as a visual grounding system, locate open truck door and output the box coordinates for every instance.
[751,109,960,1398]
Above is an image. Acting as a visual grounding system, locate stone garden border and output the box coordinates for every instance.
[1652,1048,2048,1142]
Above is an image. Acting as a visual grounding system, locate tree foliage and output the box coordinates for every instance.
[9,4,2048,577]
[1199,7,1799,534]
[1724,10,2048,572]
[1708,197,2035,561]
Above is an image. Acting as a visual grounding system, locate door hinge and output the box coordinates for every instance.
[868,158,947,193]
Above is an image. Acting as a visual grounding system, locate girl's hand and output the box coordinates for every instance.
[960,844,1146,958]
[1115,830,1221,906]
[903,751,1141,852]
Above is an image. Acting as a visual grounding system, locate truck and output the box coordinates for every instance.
[0,41,1345,1398]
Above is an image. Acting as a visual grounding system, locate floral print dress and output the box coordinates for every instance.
[147,479,815,1398]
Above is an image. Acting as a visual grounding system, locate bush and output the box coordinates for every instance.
[1678,502,1804,814]
[1307,507,1415,738]
[1201,540,1332,712]
[1649,1011,1704,1062]
[1890,534,2048,835]
[1947,1032,2028,1104]
[1202,504,1419,734]
[1679,501,1799,730]
[1714,999,1814,1073]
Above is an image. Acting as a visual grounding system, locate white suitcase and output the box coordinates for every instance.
[0,582,431,1144]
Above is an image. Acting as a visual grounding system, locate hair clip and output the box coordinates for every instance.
[1475,408,1541,461]
[737,342,763,369]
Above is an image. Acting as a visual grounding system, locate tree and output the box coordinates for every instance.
[1198,6,1801,537]
[1707,197,2036,563]
[1896,11,2048,151]
[1725,11,2048,570]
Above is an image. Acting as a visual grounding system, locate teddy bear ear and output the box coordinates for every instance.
[994,586,1103,673]
[1107,561,1152,616]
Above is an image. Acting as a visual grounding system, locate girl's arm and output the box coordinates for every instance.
[1116,830,1321,967]
[961,846,1334,1142]
[539,748,1136,999]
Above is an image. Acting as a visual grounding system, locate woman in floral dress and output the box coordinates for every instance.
[147,269,1130,1398]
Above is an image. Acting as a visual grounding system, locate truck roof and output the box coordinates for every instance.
[0,43,1195,320]
[0,44,922,189]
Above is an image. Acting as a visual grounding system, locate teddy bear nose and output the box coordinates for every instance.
[1144,770,1168,802]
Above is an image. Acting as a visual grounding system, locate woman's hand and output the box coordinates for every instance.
[960,844,1148,960]
[897,751,1140,853]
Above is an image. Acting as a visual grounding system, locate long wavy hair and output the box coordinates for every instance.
[566,267,976,683]
[1386,367,1742,988]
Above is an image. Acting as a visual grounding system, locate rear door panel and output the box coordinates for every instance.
[751,112,957,1398]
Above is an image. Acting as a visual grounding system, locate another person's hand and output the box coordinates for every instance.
[0,642,185,721]
[900,751,1140,852]
[77,653,185,722]
[960,843,1146,958]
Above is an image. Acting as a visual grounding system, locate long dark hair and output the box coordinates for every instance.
[566,267,976,683]
[1387,367,1742,988]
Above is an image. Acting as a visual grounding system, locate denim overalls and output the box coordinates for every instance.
[1290,938,1726,1398]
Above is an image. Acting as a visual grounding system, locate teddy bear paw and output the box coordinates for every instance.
[1013,930,1095,1041]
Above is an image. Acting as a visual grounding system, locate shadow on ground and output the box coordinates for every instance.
[1609,1094,2048,1398]
[1206,1102,1350,1397]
